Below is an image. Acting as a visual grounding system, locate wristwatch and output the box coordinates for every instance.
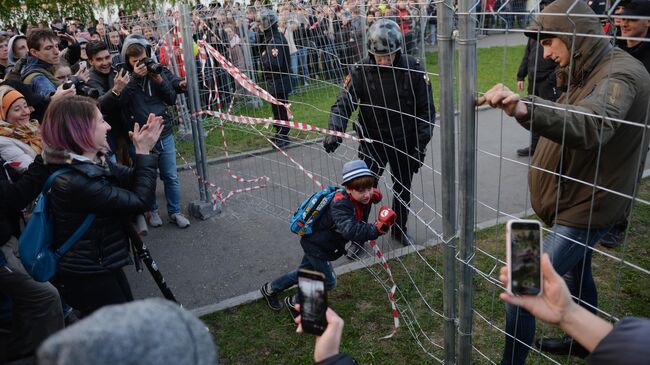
[111,88,121,97]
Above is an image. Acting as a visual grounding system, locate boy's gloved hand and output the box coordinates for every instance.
[370,188,382,204]
[374,206,397,235]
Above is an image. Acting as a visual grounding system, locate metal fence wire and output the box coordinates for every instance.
[116,0,650,363]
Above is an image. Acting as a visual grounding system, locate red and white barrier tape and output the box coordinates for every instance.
[197,110,373,143]
[198,40,294,120]
[368,240,400,339]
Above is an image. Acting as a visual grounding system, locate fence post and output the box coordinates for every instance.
[438,0,457,363]
[180,4,221,219]
[457,0,478,363]
[360,1,367,57]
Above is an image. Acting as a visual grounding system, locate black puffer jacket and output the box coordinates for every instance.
[329,53,435,154]
[49,154,158,275]
[300,190,379,261]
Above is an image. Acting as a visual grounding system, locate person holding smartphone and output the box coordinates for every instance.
[500,254,650,365]
[293,304,357,365]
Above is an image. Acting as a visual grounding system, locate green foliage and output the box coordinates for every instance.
[0,0,171,26]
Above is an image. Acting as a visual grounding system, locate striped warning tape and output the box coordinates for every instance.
[197,110,373,143]
[368,240,400,339]
[198,39,293,120]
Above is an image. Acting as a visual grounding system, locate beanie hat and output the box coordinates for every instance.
[1,89,25,121]
[341,159,374,184]
[37,298,218,365]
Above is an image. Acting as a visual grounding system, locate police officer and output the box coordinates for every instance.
[258,8,293,148]
[323,19,435,256]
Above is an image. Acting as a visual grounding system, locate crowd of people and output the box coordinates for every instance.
[0,0,648,364]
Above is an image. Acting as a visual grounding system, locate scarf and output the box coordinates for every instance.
[0,120,42,154]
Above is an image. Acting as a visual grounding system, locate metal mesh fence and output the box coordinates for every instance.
[114,0,650,363]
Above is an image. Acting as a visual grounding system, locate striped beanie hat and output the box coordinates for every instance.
[341,160,374,184]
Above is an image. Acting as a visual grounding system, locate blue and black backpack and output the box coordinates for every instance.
[290,186,343,236]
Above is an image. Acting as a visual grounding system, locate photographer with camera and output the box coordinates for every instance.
[119,35,190,230]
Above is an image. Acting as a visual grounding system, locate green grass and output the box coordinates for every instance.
[202,178,650,364]
[177,45,525,161]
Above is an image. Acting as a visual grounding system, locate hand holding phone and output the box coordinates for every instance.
[506,219,543,296]
[298,269,328,335]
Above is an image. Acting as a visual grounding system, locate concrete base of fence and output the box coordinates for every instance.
[188,200,222,220]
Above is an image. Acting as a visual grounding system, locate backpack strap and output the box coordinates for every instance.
[55,214,95,256]
[43,167,97,256]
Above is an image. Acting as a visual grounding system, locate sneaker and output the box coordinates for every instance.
[147,210,163,227]
[285,295,299,319]
[516,146,535,157]
[599,226,625,249]
[170,213,190,228]
[260,282,282,311]
[271,134,291,149]
[536,336,589,358]
[134,214,148,236]
[346,242,364,260]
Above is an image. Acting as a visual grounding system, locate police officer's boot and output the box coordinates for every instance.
[390,227,415,247]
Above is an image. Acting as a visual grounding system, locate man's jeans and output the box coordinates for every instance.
[500,224,611,365]
[270,253,336,293]
[151,133,181,216]
[296,48,309,84]
[290,52,298,89]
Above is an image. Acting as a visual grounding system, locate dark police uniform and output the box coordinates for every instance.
[328,53,435,233]
[260,26,293,137]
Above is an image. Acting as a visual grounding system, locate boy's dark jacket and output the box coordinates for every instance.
[300,190,380,261]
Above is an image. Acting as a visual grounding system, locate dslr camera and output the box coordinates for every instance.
[62,76,100,98]
[137,57,164,74]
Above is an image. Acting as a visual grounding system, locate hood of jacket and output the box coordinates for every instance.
[120,35,151,71]
[37,298,218,365]
[7,35,26,65]
[526,0,611,88]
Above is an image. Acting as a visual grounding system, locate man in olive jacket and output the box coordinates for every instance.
[479,0,650,363]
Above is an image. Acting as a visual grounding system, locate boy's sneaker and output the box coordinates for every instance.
[260,283,282,311]
[285,295,299,320]
[147,210,163,227]
[170,213,190,229]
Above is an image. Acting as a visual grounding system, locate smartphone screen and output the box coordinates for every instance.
[298,269,327,335]
[507,220,542,295]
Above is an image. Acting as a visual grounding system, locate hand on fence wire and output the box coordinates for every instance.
[323,135,342,153]
[293,304,346,363]
[375,206,397,235]
[477,83,528,120]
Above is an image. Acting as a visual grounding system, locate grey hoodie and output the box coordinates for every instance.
[7,34,26,65]
[37,298,218,365]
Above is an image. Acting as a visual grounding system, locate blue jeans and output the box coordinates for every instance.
[151,134,181,215]
[289,52,298,89]
[270,254,336,293]
[296,48,309,83]
[501,224,611,365]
